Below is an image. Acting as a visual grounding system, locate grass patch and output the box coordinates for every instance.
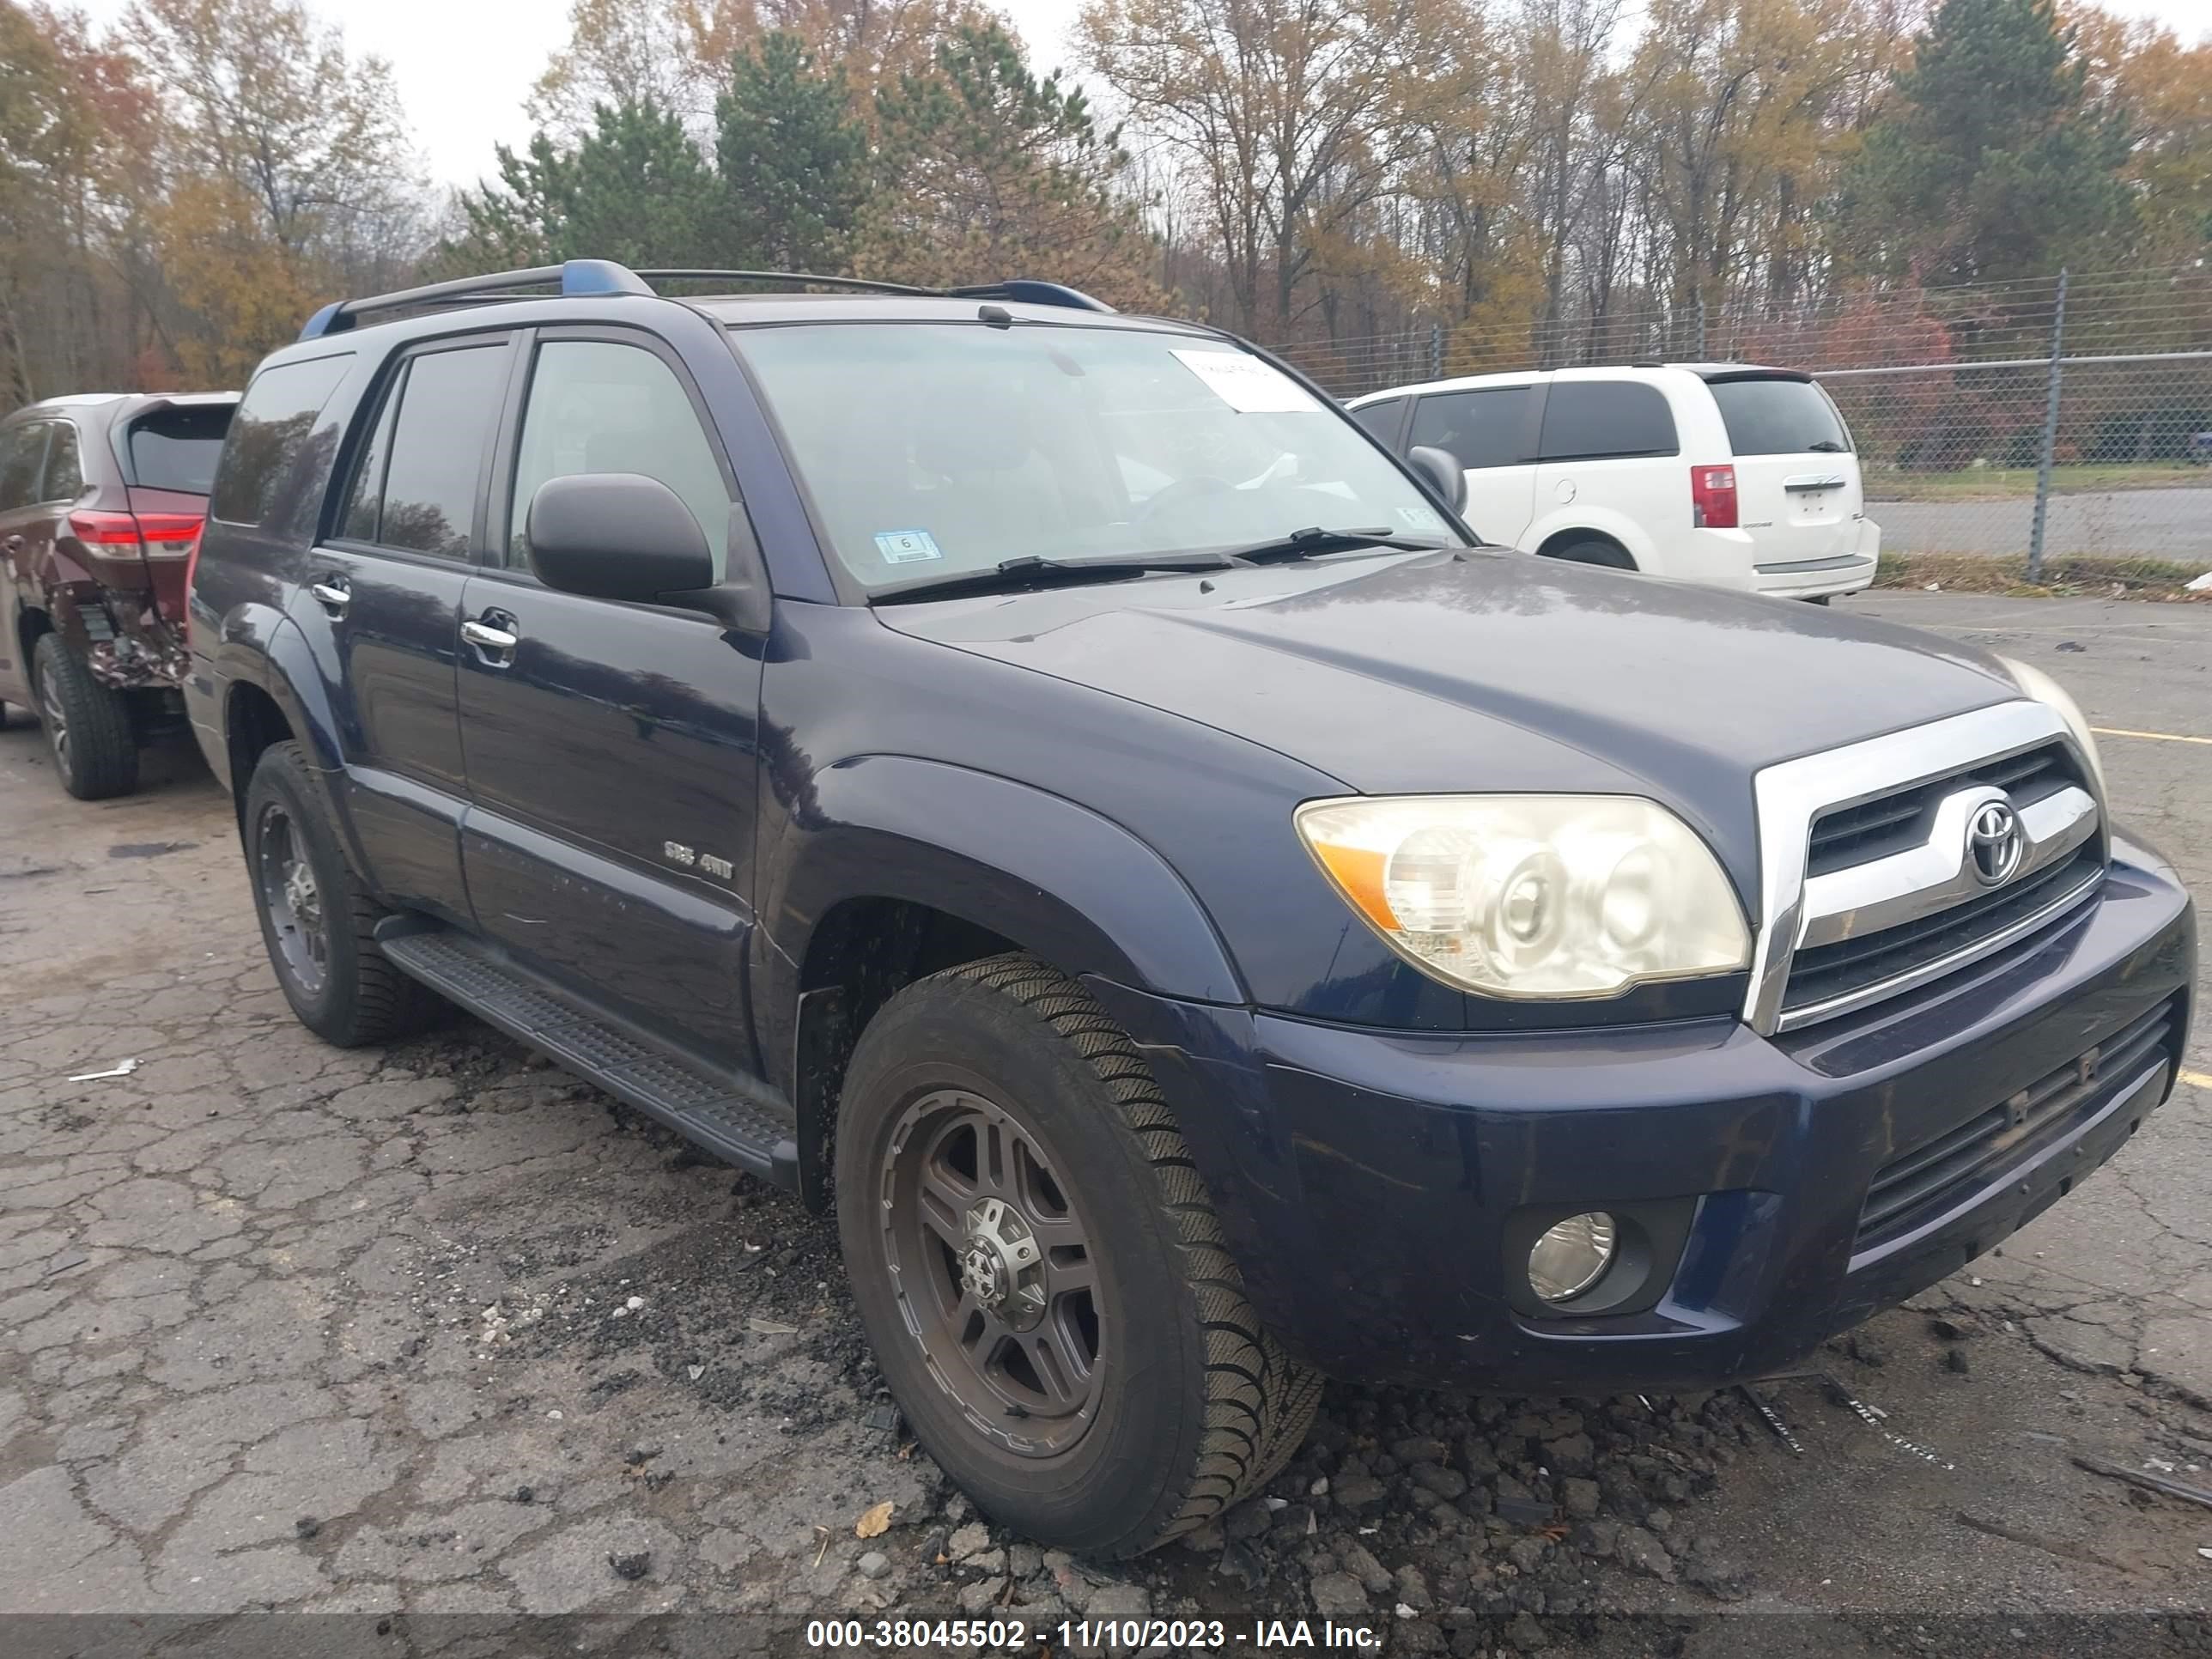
[1873,550,2212,599]
[1863,462,2208,503]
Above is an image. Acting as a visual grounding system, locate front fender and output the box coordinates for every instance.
[755,754,1245,1093]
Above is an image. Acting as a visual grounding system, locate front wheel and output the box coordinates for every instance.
[836,955,1320,1557]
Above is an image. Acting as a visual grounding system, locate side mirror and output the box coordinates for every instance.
[527,473,717,605]
[1407,445,1468,516]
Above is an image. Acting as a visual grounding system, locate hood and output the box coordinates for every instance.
[877,550,2020,830]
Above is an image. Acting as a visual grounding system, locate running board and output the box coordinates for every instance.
[374,921,799,1189]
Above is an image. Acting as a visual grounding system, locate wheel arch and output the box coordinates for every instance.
[1534,524,1638,568]
[757,755,1246,1209]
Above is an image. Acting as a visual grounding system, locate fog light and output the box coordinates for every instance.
[1528,1212,1617,1303]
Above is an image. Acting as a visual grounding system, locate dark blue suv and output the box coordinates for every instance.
[189,260,2195,1558]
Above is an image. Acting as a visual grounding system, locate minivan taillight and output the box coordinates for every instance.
[65,508,204,556]
[1690,465,1738,530]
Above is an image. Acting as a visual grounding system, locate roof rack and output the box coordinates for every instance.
[631,268,939,297]
[298,259,1115,339]
[946,281,1115,314]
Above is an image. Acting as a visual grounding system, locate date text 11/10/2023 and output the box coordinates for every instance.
[802,1616,1385,1650]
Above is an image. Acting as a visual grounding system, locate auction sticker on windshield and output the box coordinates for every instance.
[874,529,945,563]
[1171,349,1322,415]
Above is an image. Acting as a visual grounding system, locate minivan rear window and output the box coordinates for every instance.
[1708,376,1852,456]
[210,355,351,526]
[130,404,235,495]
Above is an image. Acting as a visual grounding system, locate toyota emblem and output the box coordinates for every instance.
[1967,798,2025,886]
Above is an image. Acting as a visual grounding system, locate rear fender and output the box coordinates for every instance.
[228,617,371,872]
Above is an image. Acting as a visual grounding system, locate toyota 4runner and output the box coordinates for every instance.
[189,261,2196,1558]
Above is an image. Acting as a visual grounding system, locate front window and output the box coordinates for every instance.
[732,322,1460,589]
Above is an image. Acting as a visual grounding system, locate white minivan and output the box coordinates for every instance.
[1346,363,1881,600]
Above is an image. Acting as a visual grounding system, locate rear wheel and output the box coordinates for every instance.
[244,740,435,1046]
[836,954,1320,1557]
[32,634,137,799]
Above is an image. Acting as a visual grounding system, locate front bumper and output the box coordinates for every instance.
[1092,836,2192,1392]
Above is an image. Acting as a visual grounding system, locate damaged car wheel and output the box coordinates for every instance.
[32,633,137,799]
[836,953,1321,1558]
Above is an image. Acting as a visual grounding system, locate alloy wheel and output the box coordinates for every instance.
[37,665,68,772]
[254,804,329,997]
[878,1088,1104,1458]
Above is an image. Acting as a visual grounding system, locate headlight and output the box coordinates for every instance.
[1997,655,2106,800]
[1294,795,1750,1000]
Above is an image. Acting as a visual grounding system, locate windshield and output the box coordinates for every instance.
[732,322,1460,588]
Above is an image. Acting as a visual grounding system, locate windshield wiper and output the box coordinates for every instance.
[869,552,1237,605]
[1224,526,1444,564]
[1806,439,1849,453]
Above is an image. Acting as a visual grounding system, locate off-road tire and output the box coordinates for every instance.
[244,740,436,1047]
[836,952,1322,1557]
[33,633,138,799]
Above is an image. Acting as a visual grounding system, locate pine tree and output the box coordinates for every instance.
[862,22,1159,307]
[1836,0,2134,283]
[449,100,719,270]
[714,32,870,273]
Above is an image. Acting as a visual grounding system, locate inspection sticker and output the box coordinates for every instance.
[873,529,945,563]
[1170,349,1322,414]
[1395,504,1445,532]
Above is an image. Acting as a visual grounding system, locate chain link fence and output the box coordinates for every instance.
[1272,264,2212,576]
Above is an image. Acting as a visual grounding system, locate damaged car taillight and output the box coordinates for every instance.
[66,507,206,557]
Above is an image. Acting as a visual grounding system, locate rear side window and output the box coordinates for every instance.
[0,424,48,511]
[1537,381,1678,462]
[508,340,732,577]
[1411,387,1534,470]
[39,422,82,500]
[345,344,508,558]
[1349,398,1406,447]
[129,404,234,495]
[1708,377,1852,456]
[211,356,351,525]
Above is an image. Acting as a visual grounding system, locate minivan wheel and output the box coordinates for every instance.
[32,634,137,799]
[836,954,1321,1558]
[244,741,435,1047]
[1548,538,1635,570]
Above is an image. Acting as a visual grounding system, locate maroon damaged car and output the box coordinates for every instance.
[0,391,238,798]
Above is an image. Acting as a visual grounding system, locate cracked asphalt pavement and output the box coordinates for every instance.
[0,590,2207,1656]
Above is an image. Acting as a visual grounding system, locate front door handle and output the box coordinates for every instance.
[309,579,350,617]
[461,615,520,661]
[3,534,23,554]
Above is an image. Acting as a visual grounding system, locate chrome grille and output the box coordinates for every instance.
[1806,742,2080,878]
[1743,702,2110,1036]
[1781,845,2103,1018]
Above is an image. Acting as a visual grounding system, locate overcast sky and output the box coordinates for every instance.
[68,0,2212,189]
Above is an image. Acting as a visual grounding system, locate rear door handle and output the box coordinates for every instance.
[309,579,350,616]
[3,534,23,554]
[461,615,520,662]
